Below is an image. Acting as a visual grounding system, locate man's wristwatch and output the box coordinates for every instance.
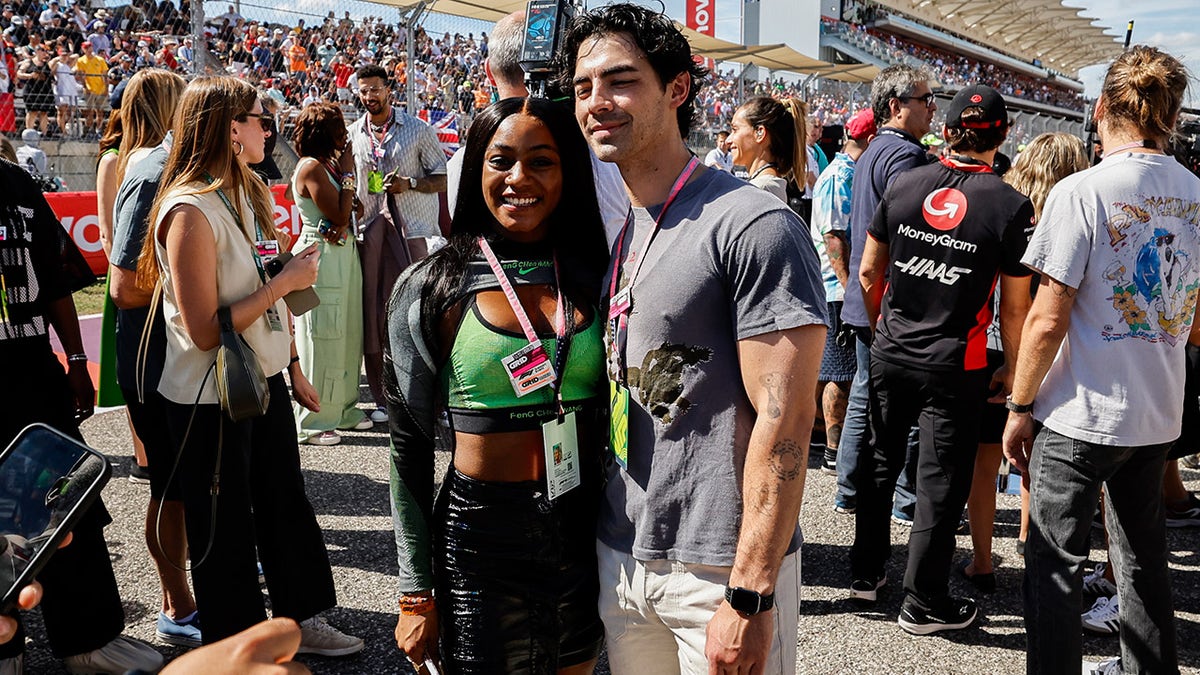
[408,176,418,190]
[724,586,775,615]
[1005,396,1033,414]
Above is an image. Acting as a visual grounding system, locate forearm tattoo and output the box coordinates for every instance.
[768,439,803,481]
[760,373,785,419]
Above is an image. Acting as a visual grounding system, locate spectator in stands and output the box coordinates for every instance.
[704,129,733,172]
[1003,45,1197,675]
[49,45,78,137]
[74,39,106,137]
[18,44,53,134]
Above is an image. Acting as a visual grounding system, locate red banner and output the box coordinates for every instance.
[47,185,301,278]
[686,0,715,36]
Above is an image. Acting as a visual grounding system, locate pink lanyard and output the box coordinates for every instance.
[607,156,700,380]
[477,237,570,408]
[367,110,392,165]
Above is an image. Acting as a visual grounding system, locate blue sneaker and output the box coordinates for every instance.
[834,497,856,515]
[155,611,202,648]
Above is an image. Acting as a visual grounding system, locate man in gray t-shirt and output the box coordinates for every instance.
[563,6,827,673]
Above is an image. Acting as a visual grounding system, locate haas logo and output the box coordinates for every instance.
[922,188,968,231]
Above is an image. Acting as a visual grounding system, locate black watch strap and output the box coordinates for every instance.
[724,586,775,615]
[1005,396,1033,414]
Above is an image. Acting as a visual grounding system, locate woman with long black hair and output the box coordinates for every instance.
[386,96,609,674]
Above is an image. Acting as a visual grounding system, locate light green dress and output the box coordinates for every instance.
[96,147,124,408]
[292,158,368,438]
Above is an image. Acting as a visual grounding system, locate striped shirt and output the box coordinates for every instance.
[350,107,447,239]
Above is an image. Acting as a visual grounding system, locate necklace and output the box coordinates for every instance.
[749,162,777,181]
[1102,139,1159,157]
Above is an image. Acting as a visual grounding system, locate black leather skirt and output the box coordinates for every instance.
[433,466,604,674]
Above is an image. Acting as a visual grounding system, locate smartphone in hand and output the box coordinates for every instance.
[0,424,111,613]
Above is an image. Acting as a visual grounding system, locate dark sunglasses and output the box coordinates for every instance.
[896,93,936,107]
[238,111,273,132]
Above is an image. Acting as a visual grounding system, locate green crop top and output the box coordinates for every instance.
[442,294,606,433]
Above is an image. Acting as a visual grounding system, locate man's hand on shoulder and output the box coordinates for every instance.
[704,602,773,674]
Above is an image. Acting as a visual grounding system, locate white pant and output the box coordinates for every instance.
[598,541,801,675]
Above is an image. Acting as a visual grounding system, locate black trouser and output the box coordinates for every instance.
[851,356,987,608]
[163,374,336,644]
[0,352,124,659]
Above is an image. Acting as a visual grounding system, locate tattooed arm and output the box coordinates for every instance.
[705,324,825,673]
[1001,274,1077,472]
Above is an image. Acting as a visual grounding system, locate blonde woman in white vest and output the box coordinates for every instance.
[134,75,362,656]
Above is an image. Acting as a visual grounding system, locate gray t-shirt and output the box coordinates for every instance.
[110,145,167,392]
[599,167,828,566]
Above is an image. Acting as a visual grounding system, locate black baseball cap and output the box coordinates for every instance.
[945,84,1007,129]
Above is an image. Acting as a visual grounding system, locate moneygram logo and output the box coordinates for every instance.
[922,188,968,231]
[897,224,978,253]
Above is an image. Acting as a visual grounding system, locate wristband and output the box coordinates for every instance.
[67,353,88,363]
[399,595,435,616]
[289,356,300,366]
[1005,396,1033,414]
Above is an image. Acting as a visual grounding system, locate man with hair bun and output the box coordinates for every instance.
[856,84,1035,635]
[1003,45,1199,675]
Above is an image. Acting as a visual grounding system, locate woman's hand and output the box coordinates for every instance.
[395,605,440,672]
[273,243,320,294]
[290,365,321,412]
[337,143,356,174]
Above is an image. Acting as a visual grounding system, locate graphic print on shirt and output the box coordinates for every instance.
[1100,196,1200,346]
[0,204,45,341]
[922,187,968,231]
[626,342,712,425]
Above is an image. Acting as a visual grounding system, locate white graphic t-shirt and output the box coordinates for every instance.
[1023,153,1200,446]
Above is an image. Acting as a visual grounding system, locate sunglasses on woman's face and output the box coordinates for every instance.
[239,111,272,132]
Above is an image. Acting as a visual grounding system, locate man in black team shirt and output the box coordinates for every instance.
[852,85,1035,635]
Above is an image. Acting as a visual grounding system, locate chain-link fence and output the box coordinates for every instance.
[7,0,1088,191]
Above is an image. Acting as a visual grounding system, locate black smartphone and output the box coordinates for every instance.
[0,424,111,612]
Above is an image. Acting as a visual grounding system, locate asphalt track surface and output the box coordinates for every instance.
[20,322,1200,673]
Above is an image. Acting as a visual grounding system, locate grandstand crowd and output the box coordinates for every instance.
[0,0,1091,142]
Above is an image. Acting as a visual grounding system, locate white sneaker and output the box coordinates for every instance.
[1082,594,1120,635]
[1082,657,1122,674]
[369,407,388,423]
[297,616,364,657]
[1083,563,1118,597]
[351,416,374,430]
[63,635,164,674]
[302,431,342,446]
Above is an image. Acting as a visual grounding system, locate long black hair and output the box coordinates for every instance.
[417,96,608,349]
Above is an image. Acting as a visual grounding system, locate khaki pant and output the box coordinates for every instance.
[598,540,801,675]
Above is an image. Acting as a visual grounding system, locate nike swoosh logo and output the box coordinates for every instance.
[518,267,538,275]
